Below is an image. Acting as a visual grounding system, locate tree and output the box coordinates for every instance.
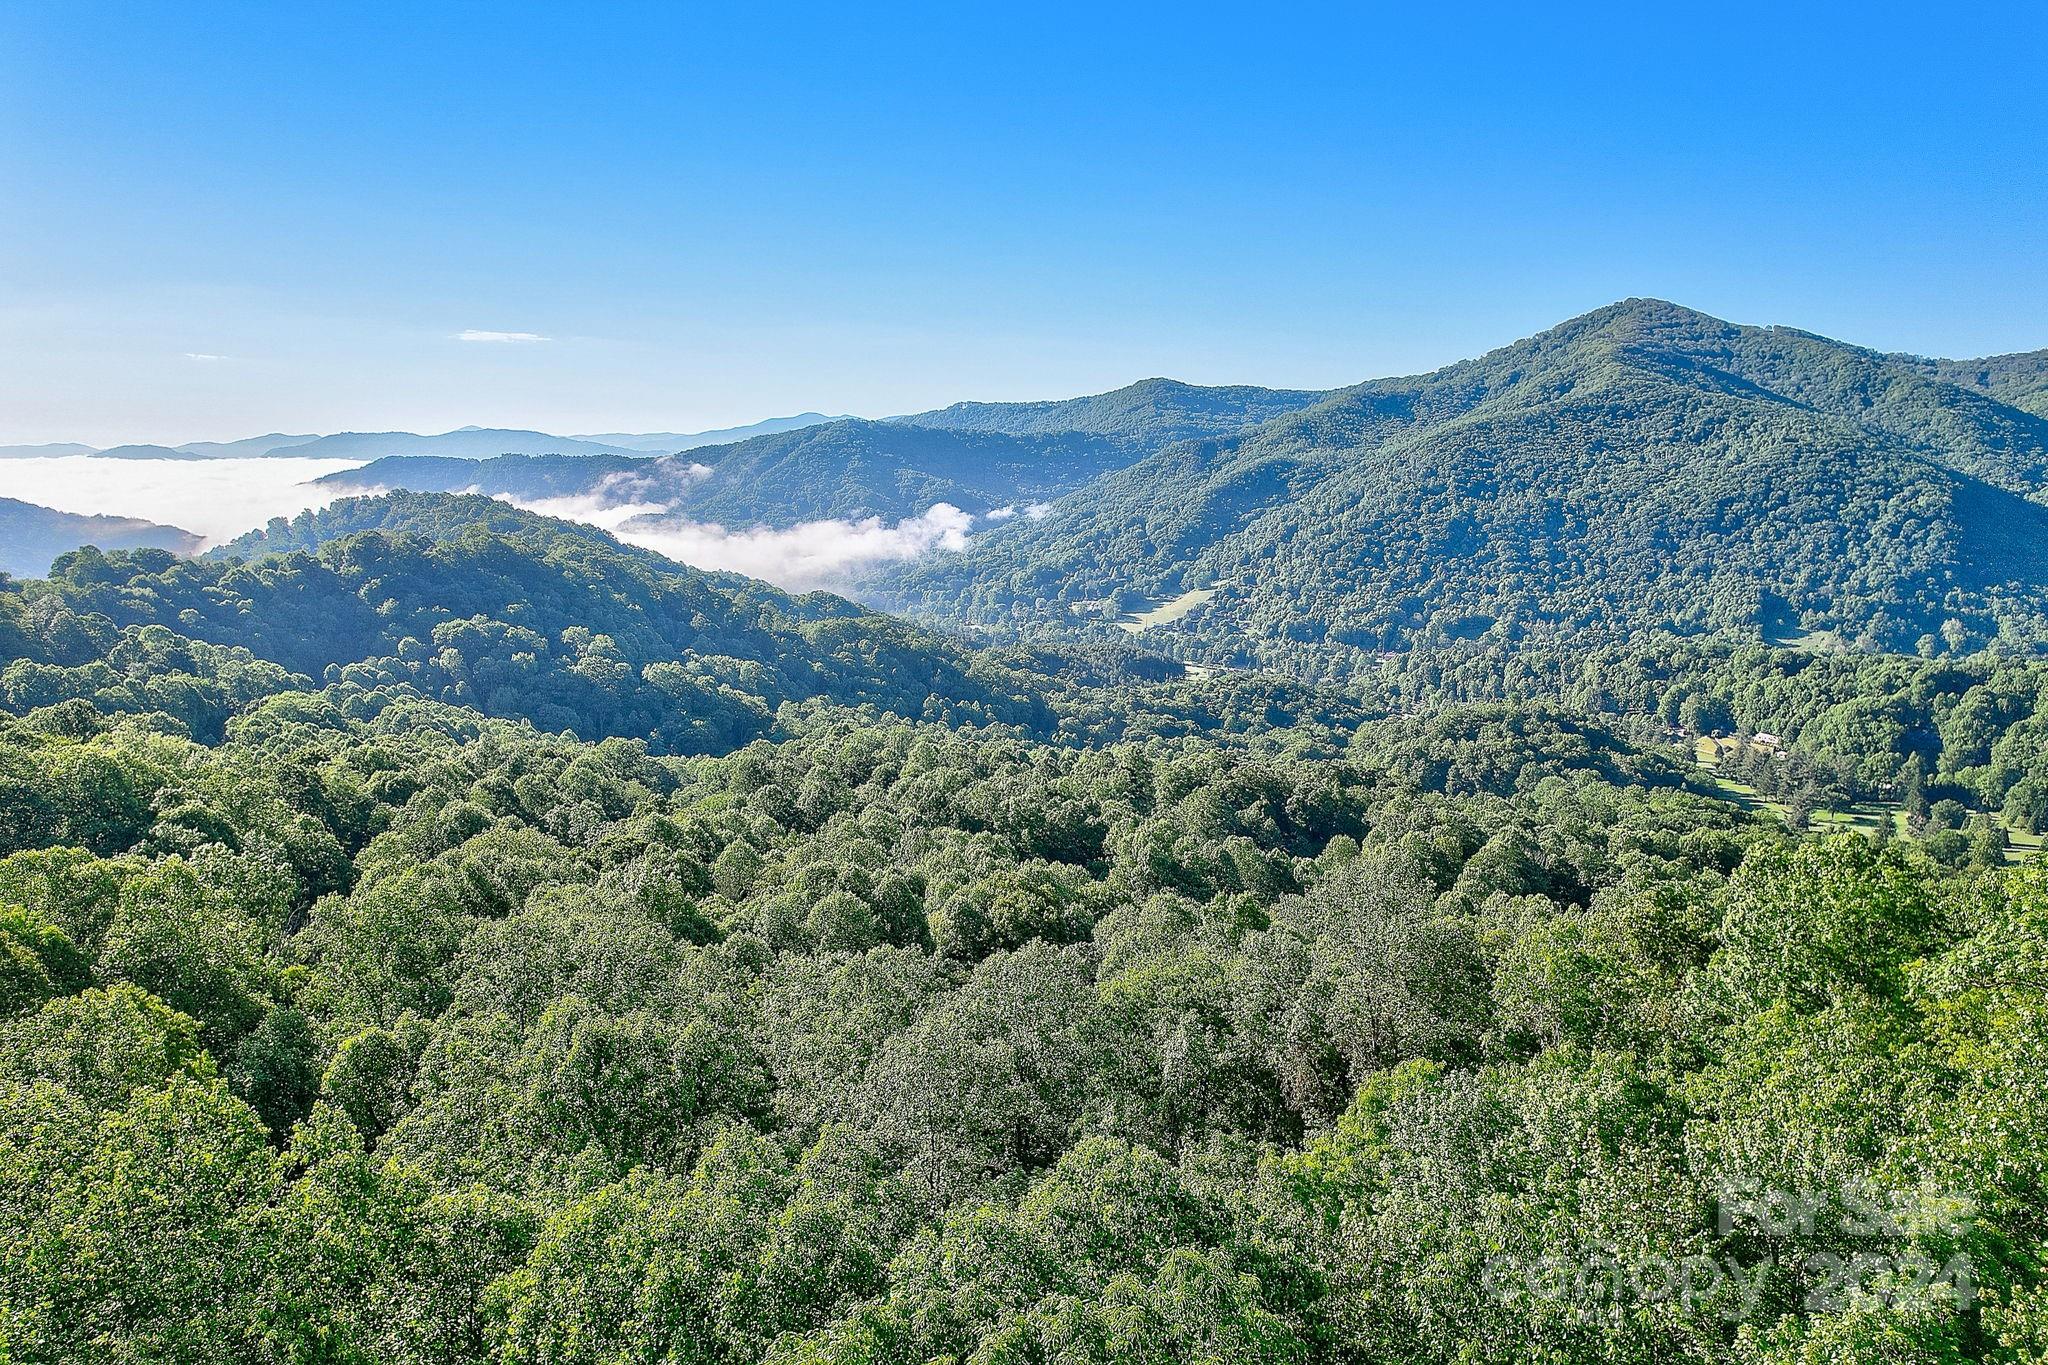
[1708,837,1942,1014]
[0,982,212,1109]
[230,1003,323,1138]
[0,1078,280,1364]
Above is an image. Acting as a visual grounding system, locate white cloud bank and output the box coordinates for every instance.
[0,455,370,544]
[505,491,674,533]
[456,329,549,343]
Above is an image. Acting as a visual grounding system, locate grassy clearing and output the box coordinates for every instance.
[1693,737,1781,816]
[1118,586,1217,634]
[1691,735,2035,863]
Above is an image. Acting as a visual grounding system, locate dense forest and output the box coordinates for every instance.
[7,302,2048,1364]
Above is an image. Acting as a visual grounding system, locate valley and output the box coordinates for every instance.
[10,11,2045,1360]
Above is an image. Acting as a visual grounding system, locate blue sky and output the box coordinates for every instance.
[3,1,2044,444]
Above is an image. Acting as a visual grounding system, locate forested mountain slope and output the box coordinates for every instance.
[878,300,2048,662]
[660,420,1131,524]
[21,493,1052,752]
[1617,317,2048,496]
[313,452,649,502]
[219,490,659,561]
[1922,347,2048,419]
[4,493,1380,761]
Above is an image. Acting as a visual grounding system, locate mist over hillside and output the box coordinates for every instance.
[0,497,202,577]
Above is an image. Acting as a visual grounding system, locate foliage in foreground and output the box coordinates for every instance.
[0,670,2043,1363]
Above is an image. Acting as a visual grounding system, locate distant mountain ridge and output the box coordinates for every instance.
[93,444,204,461]
[313,419,1130,524]
[572,413,846,450]
[310,383,1327,527]
[2,435,320,460]
[276,427,650,460]
[0,497,202,578]
[175,432,321,458]
[0,442,98,459]
[894,376,1329,447]
[0,418,843,463]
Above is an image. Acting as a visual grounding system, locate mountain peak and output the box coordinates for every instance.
[886,299,2048,659]
[1552,297,1735,341]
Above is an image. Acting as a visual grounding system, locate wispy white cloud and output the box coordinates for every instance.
[183,352,230,362]
[498,489,673,532]
[980,501,1051,523]
[609,504,974,592]
[489,487,976,593]
[456,329,550,344]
